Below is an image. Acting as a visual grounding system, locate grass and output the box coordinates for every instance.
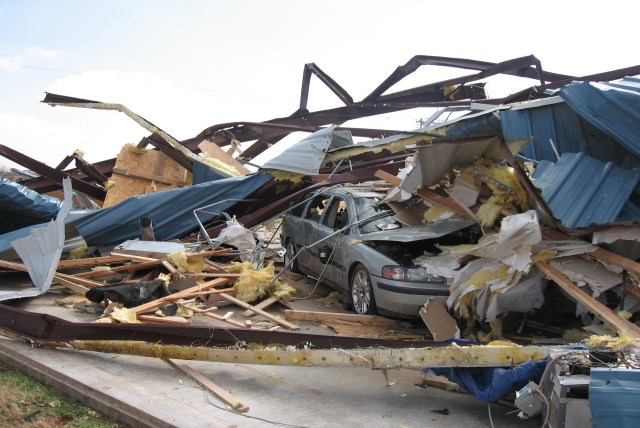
[0,361,125,428]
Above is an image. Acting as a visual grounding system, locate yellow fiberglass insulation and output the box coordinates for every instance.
[167,251,205,274]
[266,170,305,185]
[67,242,88,260]
[461,159,529,228]
[585,331,638,349]
[423,204,450,223]
[228,261,295,303]
[201,157,240,177]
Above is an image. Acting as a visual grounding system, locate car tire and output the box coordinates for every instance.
[350,263,376,315]
[284,240,300,273]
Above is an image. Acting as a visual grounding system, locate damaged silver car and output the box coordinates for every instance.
[281,185,479,318]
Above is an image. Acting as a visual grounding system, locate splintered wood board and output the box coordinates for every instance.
[103,145,190,207]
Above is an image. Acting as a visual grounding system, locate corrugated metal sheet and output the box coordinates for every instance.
[531,153,640,228]
[262,125,353,174]
[0,178,67,234]
[560,77,640,161]
[73,172,274,247]
[499,96,627,165]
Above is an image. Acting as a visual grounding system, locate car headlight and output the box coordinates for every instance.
[382,266,445,283]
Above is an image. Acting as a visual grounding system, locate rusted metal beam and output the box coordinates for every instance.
[363,54,572,103]
[300,63,354,110]
[499,64,640,105]
[72,154,109,185]
[0,303,446,349]
[144,133,193,171]
[20,158,115,197]
[0,144,106,200]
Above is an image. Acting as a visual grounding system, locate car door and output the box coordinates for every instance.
[297,193,331,272]
[311,195,351,290]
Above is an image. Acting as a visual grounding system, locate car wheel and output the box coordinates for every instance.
[350,264,376,315]
[284,240,300,273]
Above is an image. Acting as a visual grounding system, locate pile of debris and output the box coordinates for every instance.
[1,54,640,426]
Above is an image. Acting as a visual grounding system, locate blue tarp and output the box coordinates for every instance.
[73,172,273,247]
[0,178,66,234]
[428,360,547,403]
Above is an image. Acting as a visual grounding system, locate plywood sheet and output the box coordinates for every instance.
[104,145,190,207]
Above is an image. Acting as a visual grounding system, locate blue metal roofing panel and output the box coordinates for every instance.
[74,172,273,247]
[531,153,640,228]
[501,99,589,162]
[590,368,640,427]
[0,178,67,234]
[560,77,640,159]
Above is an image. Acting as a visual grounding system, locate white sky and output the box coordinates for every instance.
[0,0,637,171]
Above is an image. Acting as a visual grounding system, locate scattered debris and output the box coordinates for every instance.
[1,54,640,423]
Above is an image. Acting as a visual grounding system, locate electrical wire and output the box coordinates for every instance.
[487,402,495,428]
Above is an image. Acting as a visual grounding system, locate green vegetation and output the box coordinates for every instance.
[0,361,125,428]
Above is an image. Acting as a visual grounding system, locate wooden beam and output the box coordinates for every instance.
[165,359,249,412]
[374,170,474,219]
[110,253,159,263]
[57,256,124,269]
[284,310,408,328]
[74,260,164,279]
[112,167,190,187]
[536,261,640,338]
[134,277,231,315]
[0,259,97,292]
[218,293,300,330]
[591,248,640,277]
[180,303,247,329]
[241,296,279,318]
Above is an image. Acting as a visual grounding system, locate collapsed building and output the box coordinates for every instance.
[0,55,639,426]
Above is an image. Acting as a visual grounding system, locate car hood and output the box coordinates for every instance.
[357,219,475,242]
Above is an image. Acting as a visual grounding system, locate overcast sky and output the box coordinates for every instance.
[0,0,636,171]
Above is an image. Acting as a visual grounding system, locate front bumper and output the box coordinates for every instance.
[371,276,449,317]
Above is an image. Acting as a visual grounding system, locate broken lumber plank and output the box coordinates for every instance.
[74,259,165,279]
[0,259,97,292]
[51,275,90,295]
[374,170,473,219]
[536,261,640,338]
[181,303,247,328]
[110,252,159,263]
[134,277,232,315]
[165,358,249,412]
[241,296,279,318]
[57,256,124,269]
[185,273,242,278]
[284,309,408,328]
[591,248,640,277]
[218,293,300,330]
[138,315,190,324]
[112,167,190,187]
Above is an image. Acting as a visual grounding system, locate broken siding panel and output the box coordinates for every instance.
[532,153,640,228]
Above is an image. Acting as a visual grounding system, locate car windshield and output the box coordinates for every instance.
[353,197,398,233]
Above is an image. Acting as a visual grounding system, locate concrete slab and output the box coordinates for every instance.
[0,336,539,428]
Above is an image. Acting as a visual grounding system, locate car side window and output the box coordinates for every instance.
[304,195,329,223]
[323,197,349,230]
